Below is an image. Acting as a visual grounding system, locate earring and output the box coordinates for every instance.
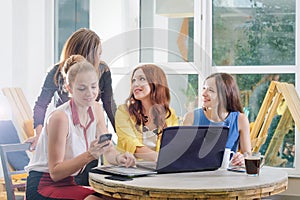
[130,97,135,104]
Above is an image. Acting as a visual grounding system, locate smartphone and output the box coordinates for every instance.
[98,133,112,145]
[105,175,133,181]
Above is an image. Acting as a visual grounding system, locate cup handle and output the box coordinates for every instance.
[228,151,235,163]
[260,155,265,169]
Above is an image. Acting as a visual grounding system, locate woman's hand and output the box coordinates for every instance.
[116,152,136,167]
[88,139,112,159]
[24,135,39,151]
[230,152,244,166]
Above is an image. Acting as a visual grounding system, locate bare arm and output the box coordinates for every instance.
[47,111,95,182]
[230,113,251,166]
[134,146,158,162]
[237,113,252,154]
[94,102,110,137]
[94,102,135,166]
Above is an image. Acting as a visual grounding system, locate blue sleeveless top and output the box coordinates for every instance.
[193,108,240,152]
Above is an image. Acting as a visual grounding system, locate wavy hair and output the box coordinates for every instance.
[126,64,171,131]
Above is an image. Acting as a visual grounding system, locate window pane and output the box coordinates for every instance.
[140,0,194,62]
[54,0,89,61]
[213,0,295,66]
[168,18,194,62]
[168,74,198,122]
[236,74,295,168]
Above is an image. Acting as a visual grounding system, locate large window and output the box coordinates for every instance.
[139,0,298,172]
[55,0,300,175]
[213,0,295,66]
[212,0,297,172]
[139,0,198,117]
[138,0,299,173]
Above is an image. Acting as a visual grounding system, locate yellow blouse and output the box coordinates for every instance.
[115,104,179,154]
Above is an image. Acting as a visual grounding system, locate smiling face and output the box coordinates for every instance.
[201,77,219,110]
[131,69,151,101]
[66,61,99,108]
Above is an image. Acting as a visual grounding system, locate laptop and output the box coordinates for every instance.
[92,125,229,177]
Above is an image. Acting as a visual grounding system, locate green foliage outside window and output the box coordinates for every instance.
[213,0,295,66]
[234,1,295,66]
[211,0,296,168]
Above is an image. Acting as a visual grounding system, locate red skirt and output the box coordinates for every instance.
[26,171,95,199]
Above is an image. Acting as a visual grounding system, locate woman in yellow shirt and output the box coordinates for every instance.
[115,64,178,161]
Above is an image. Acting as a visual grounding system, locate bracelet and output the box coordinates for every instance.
[115,153,122,165]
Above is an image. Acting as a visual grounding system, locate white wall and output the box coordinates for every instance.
[0,1,13,121]
[90,0,140,106]
[90,0,123,42]
[0,0,53,113]
[0,0,53,177]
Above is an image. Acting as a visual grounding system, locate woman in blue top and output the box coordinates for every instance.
[183,73,251,166]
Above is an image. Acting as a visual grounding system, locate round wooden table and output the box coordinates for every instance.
[89,167,288,200]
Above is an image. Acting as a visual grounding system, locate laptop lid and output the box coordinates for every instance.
[156,125,229,173]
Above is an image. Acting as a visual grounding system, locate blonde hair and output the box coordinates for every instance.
[61,55,99,87]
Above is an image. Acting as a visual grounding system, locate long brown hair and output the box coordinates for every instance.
[54,28,101,85]
[126,64,171,131]
[205,73,244,118]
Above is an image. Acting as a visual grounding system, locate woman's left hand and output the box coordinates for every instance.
[116,152,136,167]
[230,152,244,166]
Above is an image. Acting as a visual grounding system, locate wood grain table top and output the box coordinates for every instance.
[89,166,288,200]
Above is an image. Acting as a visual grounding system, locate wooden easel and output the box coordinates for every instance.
[250,81,300,166]
[2,87,34,142]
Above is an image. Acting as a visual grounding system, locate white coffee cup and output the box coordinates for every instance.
[221,148,235,169]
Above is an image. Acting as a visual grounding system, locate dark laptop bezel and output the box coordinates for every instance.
[156,125,229,173]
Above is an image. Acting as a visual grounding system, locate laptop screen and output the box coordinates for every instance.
[156,125,229,173]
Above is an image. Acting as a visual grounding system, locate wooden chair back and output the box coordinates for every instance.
[1,88,34,142]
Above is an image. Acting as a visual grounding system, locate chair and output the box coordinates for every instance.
[0,142,30,200]
[0,120,31,200]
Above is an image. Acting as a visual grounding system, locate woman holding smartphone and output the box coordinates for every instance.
[25,55,135,200]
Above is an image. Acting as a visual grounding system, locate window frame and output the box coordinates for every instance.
[200,0,300,176]
[89,0,300,176]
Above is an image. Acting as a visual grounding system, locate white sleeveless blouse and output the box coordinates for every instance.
[25,100,97,176]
